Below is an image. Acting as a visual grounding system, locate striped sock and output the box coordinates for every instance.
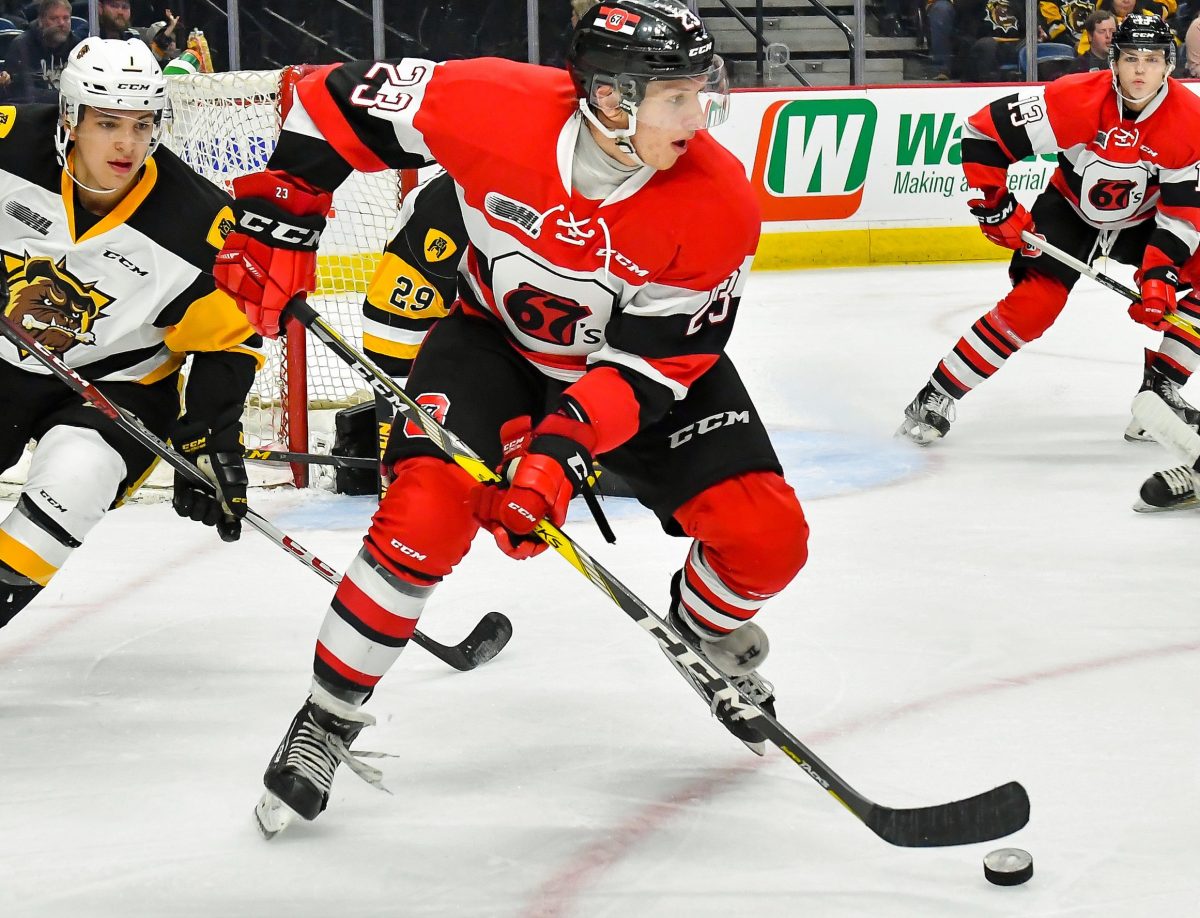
[932,309,1023,399]
[312,543,435,704]
[674,542,772,639]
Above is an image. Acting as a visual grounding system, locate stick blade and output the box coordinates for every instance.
[864,781,1030,847]
[457,610,514,669]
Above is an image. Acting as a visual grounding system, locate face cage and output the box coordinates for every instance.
[591,54,730,130]
[54,97,172,167]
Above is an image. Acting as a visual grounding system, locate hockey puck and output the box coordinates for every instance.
[983,848,1033,886]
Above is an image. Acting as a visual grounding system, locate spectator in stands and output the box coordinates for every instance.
[1079,0,1177,54]
[0,0,77,102]
[96,0,136,40]
[880,0,922,37]
[926,0,956,79]
[1043,0,1098,50]
[1,0,29,28]
[1073,9,1118,69]
[1186,7,1200,73]
[139,8,178,65]
[957,0,1030,80]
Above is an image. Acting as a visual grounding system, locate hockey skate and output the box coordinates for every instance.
[665,574,776,756]
[255,689,385,839]
[896,382,955,445]
[1133,465,1200,513]
[1124,354,1200,442]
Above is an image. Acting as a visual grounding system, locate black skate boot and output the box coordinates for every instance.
[1134,465,1200,513]
[255,690,380,838]
[1125,351,1200,442]
[666,572,777,756]
[896,382,956,445]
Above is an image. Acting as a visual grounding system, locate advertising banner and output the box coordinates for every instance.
[711,84,1065,268]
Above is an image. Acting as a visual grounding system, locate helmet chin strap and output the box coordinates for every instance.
[1111,71,1167,108]
[579,100,647,168]
[62,159,126,196]
[55,112,154,196]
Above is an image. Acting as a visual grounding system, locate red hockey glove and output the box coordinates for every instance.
[214,170,332,338]
[967,191,1034,250]
[1131,265,1178,331]
[472,413,597,560]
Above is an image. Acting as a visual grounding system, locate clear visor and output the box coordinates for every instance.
[71,107,166,148]
[603,55,730,131]
[1113,44,1170,63]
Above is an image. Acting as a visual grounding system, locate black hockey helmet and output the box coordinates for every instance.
[1109,13,1176,71]
[567,1,720,110]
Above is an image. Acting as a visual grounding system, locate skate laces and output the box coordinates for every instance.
[327,735,393,794]
[922,389,956,422]
[720,672,775,723]
[1152,375,1200,421]
[1157,466,1197,497]
[287,709,393,795]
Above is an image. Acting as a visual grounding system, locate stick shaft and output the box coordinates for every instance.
[1019,231,1199,336]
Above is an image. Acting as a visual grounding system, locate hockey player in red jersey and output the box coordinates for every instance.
[898,14,1200,446]
[0,38,262,629]
[214,1,809,834]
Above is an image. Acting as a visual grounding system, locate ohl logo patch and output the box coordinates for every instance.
[1,252,113,358]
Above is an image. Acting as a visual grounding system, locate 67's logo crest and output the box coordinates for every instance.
[350,61,430,113]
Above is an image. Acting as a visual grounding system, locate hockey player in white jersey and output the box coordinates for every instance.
[0,37,264,629]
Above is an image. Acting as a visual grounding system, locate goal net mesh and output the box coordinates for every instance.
[163,67,404,453]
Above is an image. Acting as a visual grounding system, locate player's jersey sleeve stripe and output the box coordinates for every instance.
[161,288,266,365]
[361,315,429,347]
[294,61,436,172]
[291,67,392,172]
[588,346,714,401]
[988,99,1037,162]
[1148,215,1199,265]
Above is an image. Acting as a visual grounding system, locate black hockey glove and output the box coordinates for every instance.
[170,407,249,542]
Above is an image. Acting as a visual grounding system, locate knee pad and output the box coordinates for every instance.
[994,273,1070,343]
[0,426,125,585]
[675,471,809,599]
[367,456,479,581]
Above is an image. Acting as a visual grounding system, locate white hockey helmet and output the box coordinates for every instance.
[55,37,170,165]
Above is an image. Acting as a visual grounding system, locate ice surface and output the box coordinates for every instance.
[3,263,1198,917]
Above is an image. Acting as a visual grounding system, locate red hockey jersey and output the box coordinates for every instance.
[961,70,1200,272]
[273,57,760,453]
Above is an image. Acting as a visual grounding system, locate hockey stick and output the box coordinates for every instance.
[0,314,511,673]
[1019,231,1200,337]
[242,447,377,470]
[287,295,1030,847]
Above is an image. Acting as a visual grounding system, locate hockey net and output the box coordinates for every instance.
[162,66,410,486]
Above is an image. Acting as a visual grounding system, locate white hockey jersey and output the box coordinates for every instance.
[0,105,263,388]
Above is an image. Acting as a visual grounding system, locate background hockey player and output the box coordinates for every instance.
[214,0,809,834]
[898,14,1200,447]
[0,37,264,628]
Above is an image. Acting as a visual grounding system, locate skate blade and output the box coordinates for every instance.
[1133,495,1200,513]
[740,737,767,756]
[254,790,300,839]
[894,419,942,446]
